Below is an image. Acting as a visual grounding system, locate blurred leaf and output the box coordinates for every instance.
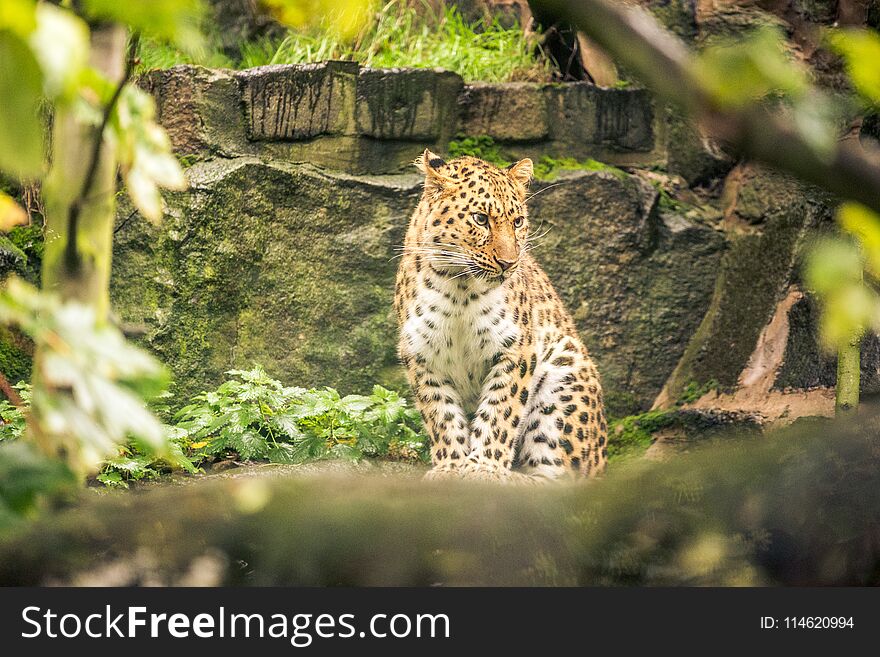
[0,277,171,476]
[108,85,186,222]
[838,202,880,278]
[0,192,28,232]
[694,27,809,108]
[0,0,36,36]
[0,32,44,178]
[0,441,75,531]
[819,283,875,348]
[804,236,875,348]
[827,28,880,106]
[260,0,369,39]
[80,0,205,54]
[28,3,89,102]
[804,237,863,296]
[790,91,839,158]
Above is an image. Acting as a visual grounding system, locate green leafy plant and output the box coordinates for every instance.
[0,278,172,476]
[0,382,29,442]
[0,367,428,487]
[174,367,427,466]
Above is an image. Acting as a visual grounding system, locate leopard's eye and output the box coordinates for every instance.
[471,212,489,227]
[513,216,524,229]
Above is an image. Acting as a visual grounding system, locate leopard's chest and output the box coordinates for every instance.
[403,275,519,413]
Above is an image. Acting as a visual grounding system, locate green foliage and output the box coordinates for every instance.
[803,202,880,351]
[442,145,628,182]
[107,84,186,222]
[0,367,428,487]
[261,0,369,39]
[0,382,29,441]
[135,36,233,73]
[0,1,187,236]
[174,366,427,466]
[1,381,197,489]
[81,0,205,55]
[0,29,45,178]
[695,26,809,107]
[0,278,172,477]
[0,440,74,531]
[447,135,511,167]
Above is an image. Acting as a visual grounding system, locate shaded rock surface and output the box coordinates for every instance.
[112,158,420,399]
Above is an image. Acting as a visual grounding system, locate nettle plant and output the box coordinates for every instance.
[175,367,427,469]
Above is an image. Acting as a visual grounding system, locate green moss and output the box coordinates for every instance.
[532,156,628,181]
[677,379,718,405]
[177,153,208,169]
[0,236,26,266]
[0,326,32,385]
[447,135,511,167]
[607,381,719,461]
[607,409,677,461]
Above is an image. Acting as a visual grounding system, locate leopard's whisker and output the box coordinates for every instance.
[525,182,566,202]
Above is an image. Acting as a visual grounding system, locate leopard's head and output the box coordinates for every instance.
[413,149,533,281]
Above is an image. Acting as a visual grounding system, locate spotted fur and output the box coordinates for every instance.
[394,150,607,483]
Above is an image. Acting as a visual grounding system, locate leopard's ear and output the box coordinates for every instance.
[414,149,452,193]
[506,158,533,188]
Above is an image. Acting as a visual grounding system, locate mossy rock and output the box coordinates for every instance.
[660,166,833,401]
[528,171,723,415]
[1,417,877,585]
[112,158,420,401]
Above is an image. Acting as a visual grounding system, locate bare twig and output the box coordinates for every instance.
[536,0,880,213]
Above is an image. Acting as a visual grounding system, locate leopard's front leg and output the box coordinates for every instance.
[458,353,542,485]
[402,352,472,479]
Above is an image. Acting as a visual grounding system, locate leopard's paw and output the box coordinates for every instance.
[422,464,461,481]
[457,459,544,486]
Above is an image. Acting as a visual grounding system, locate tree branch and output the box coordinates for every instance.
[536,0,880,212]
[64,33,139,274]
[0,370,24,408]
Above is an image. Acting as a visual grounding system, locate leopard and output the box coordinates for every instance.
[393,148,608,483]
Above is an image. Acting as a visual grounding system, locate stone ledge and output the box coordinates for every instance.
[236,61,358,140]
[459,82,548,141]
[356,67,462,141]
[141,63,662,173]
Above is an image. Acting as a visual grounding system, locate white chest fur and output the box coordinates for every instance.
[402,271,519,414]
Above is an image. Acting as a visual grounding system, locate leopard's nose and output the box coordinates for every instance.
[496,257,517,272]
